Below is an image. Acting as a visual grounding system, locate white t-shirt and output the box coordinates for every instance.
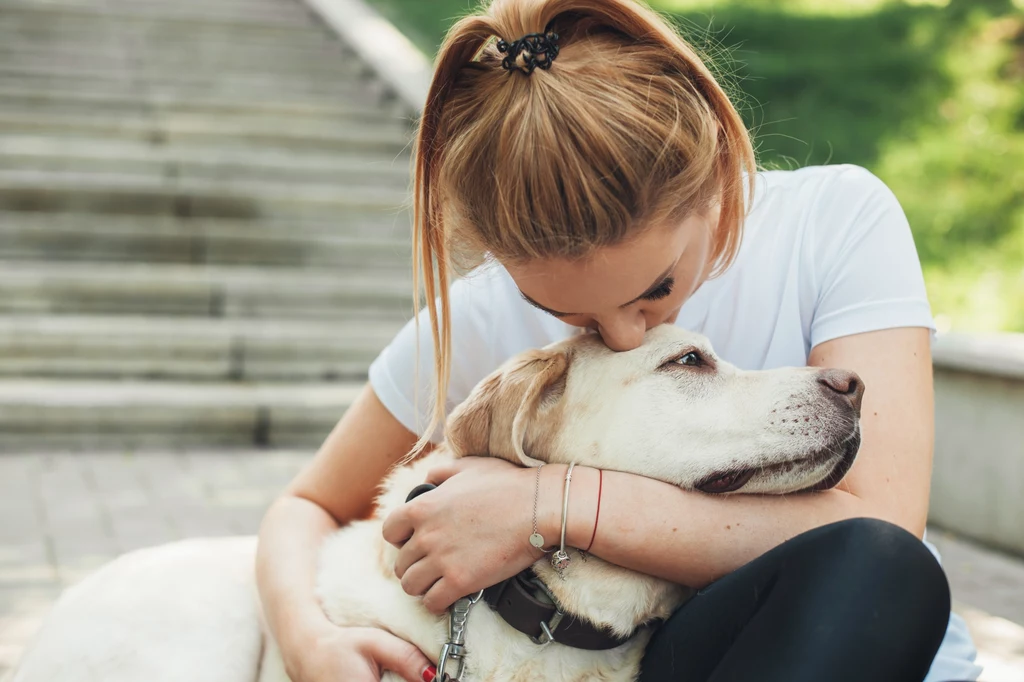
[369,164,982,681]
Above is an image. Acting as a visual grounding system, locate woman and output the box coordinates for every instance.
[255,1,982,680]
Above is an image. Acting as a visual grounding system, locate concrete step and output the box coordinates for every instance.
[0,261,413,320]
[0,47,372,80]
[0,71,388,102]
[0,3,322,32]
[0,378,363,450]
[0,84,406,120]
[0,314,403,381]
[0,110,411,153]
[0,107,409,148]
[0,35,356,59]
[0,211,412,266]
[0,133,412,186]
[0,51,372,82]
[0,57,372,88]
[0,0,307,13]
[0,28,346,57]
[3,33,344,59]
[0,46,128,72]
[0,169,409,219]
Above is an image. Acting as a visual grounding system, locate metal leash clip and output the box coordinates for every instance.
[436,589,484,682]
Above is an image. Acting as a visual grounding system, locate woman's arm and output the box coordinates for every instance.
[256,384,432,681]
[556,326,935,587]
[397,326,935,612]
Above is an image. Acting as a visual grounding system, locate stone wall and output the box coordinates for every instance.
[930,333,1024,556]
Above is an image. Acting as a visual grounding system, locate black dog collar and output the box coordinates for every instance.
[405,484,646,651]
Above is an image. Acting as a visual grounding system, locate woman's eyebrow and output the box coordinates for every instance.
[517,263,677,317]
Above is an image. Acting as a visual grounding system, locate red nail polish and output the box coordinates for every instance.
[422,664,437,682]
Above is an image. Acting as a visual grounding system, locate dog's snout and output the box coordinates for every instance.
[817,369,865,414]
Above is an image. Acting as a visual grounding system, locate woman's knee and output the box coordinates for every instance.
[811,517,951,621]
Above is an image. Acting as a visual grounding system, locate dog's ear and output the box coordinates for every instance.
[446,349,569,466]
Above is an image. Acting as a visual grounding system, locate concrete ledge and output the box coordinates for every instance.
[933,332,1024,381]
[303,0,432,114]
[929,333,1024,557]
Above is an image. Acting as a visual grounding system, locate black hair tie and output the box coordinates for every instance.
[496,30,560,74]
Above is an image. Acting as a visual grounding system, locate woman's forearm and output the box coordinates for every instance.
[255,495,340,668]
[549,467,892,587]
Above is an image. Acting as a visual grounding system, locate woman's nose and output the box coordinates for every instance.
[598,315,646,352]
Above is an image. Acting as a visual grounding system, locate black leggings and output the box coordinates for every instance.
[639,518,954,682]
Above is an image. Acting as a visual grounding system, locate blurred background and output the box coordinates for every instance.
[0,0,1021,679]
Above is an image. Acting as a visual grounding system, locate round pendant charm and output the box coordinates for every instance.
[551,549,571,572]
[529,533,545,549]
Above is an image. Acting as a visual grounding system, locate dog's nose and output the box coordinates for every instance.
[817,369,865,414]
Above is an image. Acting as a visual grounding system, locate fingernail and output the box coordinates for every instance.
[422,664,437,682]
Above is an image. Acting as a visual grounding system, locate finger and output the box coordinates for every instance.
[422,577,462,616]
[381,505,414,547]
[393,536,428,580]
[400,556,442,598]
[423,461,461,486]
[423,464,456,485]
[362,629,434,682]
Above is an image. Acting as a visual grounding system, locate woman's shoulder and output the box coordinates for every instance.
[752,163,895,212]
[756,162,886,188]
[741,164,905,251]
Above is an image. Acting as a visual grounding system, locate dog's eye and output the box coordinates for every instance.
[673,351,704,367]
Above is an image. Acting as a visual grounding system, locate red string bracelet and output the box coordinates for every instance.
[583,468,603,553]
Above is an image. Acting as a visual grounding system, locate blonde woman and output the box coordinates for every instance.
[256,1,981,680]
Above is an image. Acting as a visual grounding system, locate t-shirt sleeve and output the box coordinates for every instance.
[808,165,936,349]
[368,266,500,443]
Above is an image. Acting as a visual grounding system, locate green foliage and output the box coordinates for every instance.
[365,0,1024,332]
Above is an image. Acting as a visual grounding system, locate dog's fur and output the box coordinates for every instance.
[11,326,862,682]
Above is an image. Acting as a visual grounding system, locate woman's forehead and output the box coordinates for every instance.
[505,218,703,315]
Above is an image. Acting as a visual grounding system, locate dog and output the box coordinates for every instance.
[11,325,863,682]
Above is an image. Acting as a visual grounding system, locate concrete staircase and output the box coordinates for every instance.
[0,0,417,450]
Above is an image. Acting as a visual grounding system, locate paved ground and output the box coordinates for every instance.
[1,451,1023,680]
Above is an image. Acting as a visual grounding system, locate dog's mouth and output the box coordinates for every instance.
[803,429,861,492]
[695,469,756,494]
[696,429,861,495]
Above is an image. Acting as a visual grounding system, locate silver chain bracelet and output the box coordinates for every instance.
[529,463,549,551]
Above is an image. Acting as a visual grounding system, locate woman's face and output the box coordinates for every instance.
[505,207,718,352]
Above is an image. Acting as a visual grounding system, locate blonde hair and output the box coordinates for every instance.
[412,0,755,450]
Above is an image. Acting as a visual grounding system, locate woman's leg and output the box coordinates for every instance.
[639,518,951,682]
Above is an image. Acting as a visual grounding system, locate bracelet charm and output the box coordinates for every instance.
[550,549,571,572]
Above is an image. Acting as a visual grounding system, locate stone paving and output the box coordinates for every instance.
[1,451,1022,680]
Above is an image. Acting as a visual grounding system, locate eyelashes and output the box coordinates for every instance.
[521,274,677,320]
[641,276,675,302]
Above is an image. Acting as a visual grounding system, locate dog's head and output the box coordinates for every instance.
[446,325,862,494]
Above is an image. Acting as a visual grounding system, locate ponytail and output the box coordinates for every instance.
[410,0,755,452]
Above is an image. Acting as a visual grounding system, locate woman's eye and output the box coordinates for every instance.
[674,351,703,367]
[641,277,675,302]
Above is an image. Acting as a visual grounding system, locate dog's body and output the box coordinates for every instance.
[11,327,863,682]
[302,452,688,682]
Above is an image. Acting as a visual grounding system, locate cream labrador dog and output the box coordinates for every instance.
[10,325,863,682]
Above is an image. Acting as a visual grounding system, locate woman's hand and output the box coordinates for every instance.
[288,623,434,682]
[382,457,551,614]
